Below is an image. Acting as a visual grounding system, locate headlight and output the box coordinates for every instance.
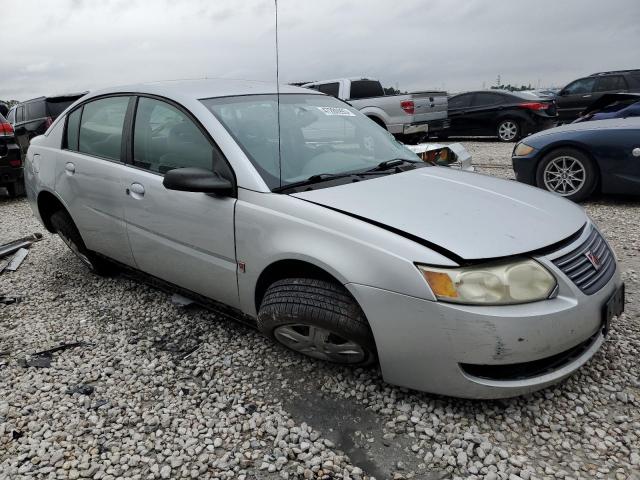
[513,142,535,156]
[417,259,556,305]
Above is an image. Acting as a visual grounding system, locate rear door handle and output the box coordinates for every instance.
[127,182,145,199]
[64,162,75,175]
[582,94,592,98]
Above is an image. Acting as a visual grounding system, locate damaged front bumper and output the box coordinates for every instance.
[345,232,622,399]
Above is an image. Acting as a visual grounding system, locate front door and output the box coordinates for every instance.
[557,77,596,122]
[121,96,239,308]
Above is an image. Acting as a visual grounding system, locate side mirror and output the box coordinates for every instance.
[163,168,234,196]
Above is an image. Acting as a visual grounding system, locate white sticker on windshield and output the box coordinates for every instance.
[316,106,355,116]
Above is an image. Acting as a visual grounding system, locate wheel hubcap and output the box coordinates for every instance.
[273,324,365,364]
[58,232,93,269]
[498,121,517,141]
[543,156,586,196]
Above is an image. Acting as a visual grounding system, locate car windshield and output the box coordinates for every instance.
[202,94,421,190]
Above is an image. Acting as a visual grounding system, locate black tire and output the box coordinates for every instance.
[535,148,598,202]
[257,278,377,366]
[50,210,117,276]
[496,119,520,142]
[6,182,25,198]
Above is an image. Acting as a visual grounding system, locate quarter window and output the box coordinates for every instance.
[78,96,130,161]
[563,78,595,95]
[16,106,24,123]
[65,108,82,151]
[6,108,15,124]
[26,101,46,121]
[133,97,224,175]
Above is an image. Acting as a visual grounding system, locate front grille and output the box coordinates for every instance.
[552,227,615,295]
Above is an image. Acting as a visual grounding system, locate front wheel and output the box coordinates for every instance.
[257,278,377,366]
[535,148,598,202]
[497,119,520,142]
[50,210,117,276]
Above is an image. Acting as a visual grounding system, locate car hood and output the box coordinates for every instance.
[292,167,586,261]
[527,116,640,141]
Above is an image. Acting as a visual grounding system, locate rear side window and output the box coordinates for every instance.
[349,80,384,99]
[472,93,504,107]
[26,101,46,121]
[448,94,473,109]
[594,75,627,92]
[317,83,340,97]
[65,108,82,151]
[78,96,130,161]
[563,78,595,95]
[47,100,77,120]
[16,106,24,123]
[133,97,225,175]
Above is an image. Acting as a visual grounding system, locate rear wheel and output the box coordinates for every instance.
[257,278,376,366]
[6,181,25,198]
[535,148,598,202]
[497,119,520,142]
[50,210,117,276]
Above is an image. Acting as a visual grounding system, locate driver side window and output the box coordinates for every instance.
[132,97,227,176]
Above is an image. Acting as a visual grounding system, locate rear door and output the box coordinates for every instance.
[55,95,135,266]
[121,96,239,307]
[446,93,474,135]
[556,77,596,121]
[466,92,506,134]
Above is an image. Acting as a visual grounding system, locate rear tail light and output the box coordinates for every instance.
[519,102,551,111]
[0,122,14,136]
[401,100,415,115]
[9,158,22,167]
[44,116,53,128]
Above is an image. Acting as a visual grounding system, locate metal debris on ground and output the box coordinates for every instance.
[66,384,95,396]
[0,233,43,259]
[18,342,90,369]
[0,295,22,305]
[5,248,29,272]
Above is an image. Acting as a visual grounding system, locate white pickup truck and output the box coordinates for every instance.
[302,78,449,140]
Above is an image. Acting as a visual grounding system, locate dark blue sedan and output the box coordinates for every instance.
[512,117,640,201]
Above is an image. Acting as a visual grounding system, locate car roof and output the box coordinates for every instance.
[18,93,88,105]
[84,79,322,102]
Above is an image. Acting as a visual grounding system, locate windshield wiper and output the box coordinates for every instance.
[365,158,420,173]
[273,172,357,192]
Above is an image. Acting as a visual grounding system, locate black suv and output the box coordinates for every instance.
[556,69,640,123]
[6,93,85,157]
[0,112,23,197]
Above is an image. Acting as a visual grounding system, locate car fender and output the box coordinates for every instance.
[234,189,456,317]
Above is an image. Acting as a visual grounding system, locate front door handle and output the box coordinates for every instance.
[582,94,592,98]
[65,162,75,175]
[127,182,145,199]
[632,147,640,158]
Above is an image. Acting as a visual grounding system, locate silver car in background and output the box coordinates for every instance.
[24,80,624,399]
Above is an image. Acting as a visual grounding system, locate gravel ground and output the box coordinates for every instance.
[1,141,639,480]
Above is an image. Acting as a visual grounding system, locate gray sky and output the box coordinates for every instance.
[1,0,639,101]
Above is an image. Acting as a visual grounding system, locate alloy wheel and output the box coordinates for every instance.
[274,324,366,364]
[498,121,518,141]
[542,155,587,196]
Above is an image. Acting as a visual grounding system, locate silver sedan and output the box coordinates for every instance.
[23,80,624,398]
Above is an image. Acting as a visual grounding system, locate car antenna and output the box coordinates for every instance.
[274,0,283,189]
